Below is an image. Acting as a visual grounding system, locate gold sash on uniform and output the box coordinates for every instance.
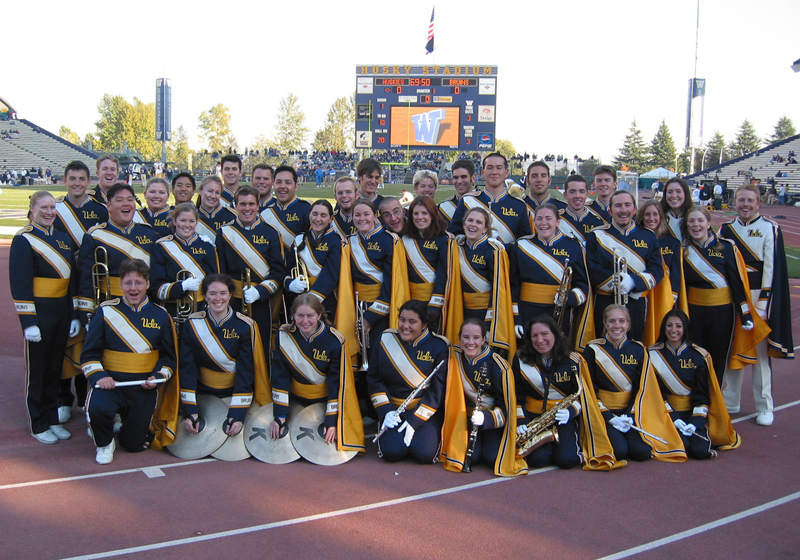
[199,367,235,390]
[520,282,559,305]
[687,286,731,306]
[666,394,691,412]
[33,277,69,298]
[597,389,632,410]
[409,282,434,302]
[524,396,563,413]
[354,282,380,303]
[102,349,159,374]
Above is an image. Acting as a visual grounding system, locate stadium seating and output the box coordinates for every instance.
[0,119,96,178]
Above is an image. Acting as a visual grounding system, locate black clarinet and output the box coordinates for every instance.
[463,363,489,473]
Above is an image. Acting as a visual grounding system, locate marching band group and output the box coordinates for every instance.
[10,152,793,473]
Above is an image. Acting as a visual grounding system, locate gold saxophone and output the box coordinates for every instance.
[553,258,572,329]
[516,382,583,458]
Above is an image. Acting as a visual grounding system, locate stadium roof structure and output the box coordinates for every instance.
[0,96,17,116]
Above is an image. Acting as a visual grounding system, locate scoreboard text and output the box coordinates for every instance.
[355,65,497,151]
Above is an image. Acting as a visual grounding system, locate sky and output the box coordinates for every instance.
[3,0,800,164]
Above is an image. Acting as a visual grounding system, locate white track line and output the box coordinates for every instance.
[59,467,558,560]
[596,490,800,560]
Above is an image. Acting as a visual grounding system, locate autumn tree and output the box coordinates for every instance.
[198,104,234,152]
[613,119,648,173]
[274,93,309,153]
[312,96,355,152]
[93,94,160,160]
[58,126,81,146]
[167,125,191,169]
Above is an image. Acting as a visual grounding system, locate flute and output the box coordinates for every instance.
[94,378,166,389]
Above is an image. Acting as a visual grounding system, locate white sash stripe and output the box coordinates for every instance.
[518,238,564,281]
[686,246,727,288]
[220,226,269,278]
[261,209,295,248]
[196,222,217,245]
[133,211,146,225]
[103,307,152,354]
[92,230,150,264]
[298,243,322,278]
[439,200,456,221]
[594,230,646,273]
[591,345,633,392]
[649,350,691,396]
[192,319,236,373]
[458,248,490,292]
[280,331,326,385]
[464,196,513,244]
[159,240,206,279]
[350,235,382,282]
[22,234,71,278]
[403,238,436,282]
[381,335,426,388]
[55,202,86,245]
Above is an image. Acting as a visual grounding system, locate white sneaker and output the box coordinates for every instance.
[58,406,72,423]
[756,412,774,426]
[32,429,58,444]
[95,440,116,464]
[49,425,72,440]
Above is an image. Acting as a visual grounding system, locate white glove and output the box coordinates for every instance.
[680,423,697,437]
[69,319,81,338]
[198,234,213,244]
[514,325,524,339]
[610,415,632,433]
[398,421,415,447]
[471,410,485,427]
[243,286,260,304]
[24,326,41,342]
[555,409,570,425]
[181,277,201,292]
[742,320,754,331]
[619,273,636,295]
[288,277,308,294]
[382,409,401,430]
[674,418,688,433]
[516,424,529,435]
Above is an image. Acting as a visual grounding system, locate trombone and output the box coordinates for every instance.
[175,269,196,333]
[91,246,110,310]
[613,249,628,305]
[241,268,253,318]
[553,258,572,329]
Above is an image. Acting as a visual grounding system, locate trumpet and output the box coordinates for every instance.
[613,249,628,305]
[291,245,309,292]
[91,246,110,310]
[241,268,252,318]
[355,291,369,371]
[175,269,196,333]
[553,258,572,329]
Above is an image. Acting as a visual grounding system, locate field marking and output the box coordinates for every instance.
[730,399,800,424]
[596,490,800,560]
[58,467,558,560]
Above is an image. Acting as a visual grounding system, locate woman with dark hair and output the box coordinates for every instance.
[660,177,693,241]
[401,195,455,331]
[179,273,270,438]
[284,199,346,321]
[648,309,740,459]
[440,318,527,476]
[269,293,363,452]
[367,299,449,463]
[513,314,617,470]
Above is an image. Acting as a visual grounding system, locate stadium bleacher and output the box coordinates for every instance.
[0,119,96,179]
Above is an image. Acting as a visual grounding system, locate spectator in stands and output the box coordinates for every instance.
[767,186,777,205]
[315,167,324,188]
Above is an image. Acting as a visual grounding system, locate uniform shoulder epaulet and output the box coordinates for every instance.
[383,328,399,336]
[647,342,665,351]
[444,231,456,240]
[488,237,506,249]
[691,343,710,359]
[55,195,66,203]
[329,326,346,344]
[569,351,583,363]
[16,225,33,236]
[491,351,511,369]
[155,235,174,244]
[463,190,480,198]
[593,223,612,231]
[333,230,347,244]
[86,222,107,234]
[387,231,401,242]
[151,301,171,315]
[516,233,535,243]
[135,220,154,229]
[188,310,206,320]
[630,339,646,350]
[587,337,606,346]
[431,331,450,346]
[100,298,120,307]
[234,311,257,325]
[278,322,295,332]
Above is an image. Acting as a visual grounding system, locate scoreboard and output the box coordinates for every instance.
[355,65,498,151]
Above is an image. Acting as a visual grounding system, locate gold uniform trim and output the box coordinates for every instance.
[687,286,732,306]
[199,366,235,390]
[463,291,490,310]
[409,282,434,302]
[102,349,159,374]
[520,282,559,305]
[291,379,327,400]
[597,389,632,410]
[354,283,380,302]
[667,394,692,412]
[33,277,69,298]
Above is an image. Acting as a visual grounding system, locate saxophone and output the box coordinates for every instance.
[516,380,582,458]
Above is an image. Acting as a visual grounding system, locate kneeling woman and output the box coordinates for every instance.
[440,318,527,476]
[513,315,618,470]
[649,310,740,459]
[368,300,449,463]
[269,293,363,452]
[583,305,685,463]
[180,274,270,437]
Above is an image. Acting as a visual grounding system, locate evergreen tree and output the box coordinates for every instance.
[766,116,796,144]
[730,119,760,156]
[612,119,648,173]
[704,131,727,168]
[649,120,677,170]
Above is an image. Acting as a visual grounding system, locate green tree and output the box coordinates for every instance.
[198,104,233,152]
[93,94,159,159]
[58,126,81,145]
[612,119,648,173]
[312,96,355,152]
[648,120,677,170]
[167,125,191,169]
[494,138,519,174]
[578,158,600,178]
[82,132,97,151]
[767,116,796,144]
[730,119,760,156]
[274,93,309,153]
[704,131,728,168]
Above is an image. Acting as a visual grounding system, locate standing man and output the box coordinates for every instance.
[219,155,243,206]
[356,158,384,207]
[252,164,275,210]
[88,155,121,205]
[719,185,794,426]
[587,165,618,223]
[171,172,197,207]
[449,152,532,245]
[439,159,477,224]
[586,190,663,341]
[260,165,310,252]
[523,161,566,212]
[332,176,358,237]
[559,174,607,246]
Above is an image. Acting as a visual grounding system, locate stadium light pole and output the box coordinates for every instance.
[792,58,800,72]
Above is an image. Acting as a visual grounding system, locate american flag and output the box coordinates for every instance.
[425,7,435,55]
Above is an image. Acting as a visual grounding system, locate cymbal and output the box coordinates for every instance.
[289,403,357,466]
[166,394,228,460]
[244,402,301,464]
[211,400,259,462]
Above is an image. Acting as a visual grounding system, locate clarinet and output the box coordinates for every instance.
[463,362,489,473]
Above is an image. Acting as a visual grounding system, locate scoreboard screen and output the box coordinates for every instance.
[355,65,497,151]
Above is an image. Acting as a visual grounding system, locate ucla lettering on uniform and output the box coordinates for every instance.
[708,250,724,258]
[154,219,168,227]
[317,243,329,251]
[621,354,638,365]
[748,230,762,237]
[223,328,239,339]
[367,242,381,251]
[502,207,518,217]
[83,211,100,220]
[680,358,696,369]
[416,350,434,362]
[662,247,673,255]
[192,247,207,255]
[313,349,329,361]
[555,371,572,383]
[141,318,161,329]
[136,236,152,245]
[286,214,299,222]
[423,240,438,250]
[57,240,71,250]
[552,248,568,256]
[633,239,648,248]
[471,254,486,265]
[251,235,268,244]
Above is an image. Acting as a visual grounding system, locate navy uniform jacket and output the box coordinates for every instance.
[332,210,357,238]
[272,322,345,427]
[220,187,237,207]
[10,222,78,329]
[81,297,176,384]
[513,352,582,422]
[524,193,567,213]
[438,194,461,225]
[54,195,108,248]
[285,228,344,303]
[558,206,606,247]
[586,198,611,224]
[458,234,502,307]
[196,204,237,244]
[216,216,286,299]
[587,222,663,298]
[76,220,158,315]
[584,335,646,417]
[402,232,452,312]
[151,234,219,302]
[358,191,384,209]
[179,308,257,422]
[458,346,508,430]
[349,225,397,325]
[449,190,533,245]
[683,234,750,320]
[368,328,449,430]
[135,207,172,238]
[260,196,311,251]
[259,195,276,211]
[648,342,710,419]
[658,234,682,296]
[87,186,108,206]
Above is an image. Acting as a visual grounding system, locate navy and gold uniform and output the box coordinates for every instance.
[584,335,685,462]
[259,195,276,211]
[358,190,384,209]
[586,198,611,224]
[437,194,461,225]
[87,186,109,206]
[402,232,455,320]
[658,233,682,300]
[440,345,527,476]
[449,190,533,245]
[558,206,606,247]
[10,222,78,435]
[524,193,567,213]
[82,297,177,452]
[649,341,740,459]
[196,204,237,244]
[150,234,219,317]
[367,328,449,463]
[134,207,172,238]
[179,308,270,424]
[76,220,158,318]
[587,222,664,341]
[285,228,345,319]
[331,209,356,238]
[271,322,363,452]
[666,211,684,241]
[220,186,237,207]
[510,231,589,338]
[260,197,311,252]
[216,216,286,354]
[54,195,108,247]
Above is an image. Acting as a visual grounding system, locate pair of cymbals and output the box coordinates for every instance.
[167,395,256,461]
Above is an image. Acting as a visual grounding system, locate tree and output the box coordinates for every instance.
[730,119,760,156]
[704,131,728,168]
[312,96,355,153]
[167,125,191,169]
[648,120,677,170]
[198,104,233,152]
[58,126,81,146]
[767,116,796,144]
[93,94,160,160]
[578,158,600,178]
[273,93,309,153]
[612,119,648,173]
